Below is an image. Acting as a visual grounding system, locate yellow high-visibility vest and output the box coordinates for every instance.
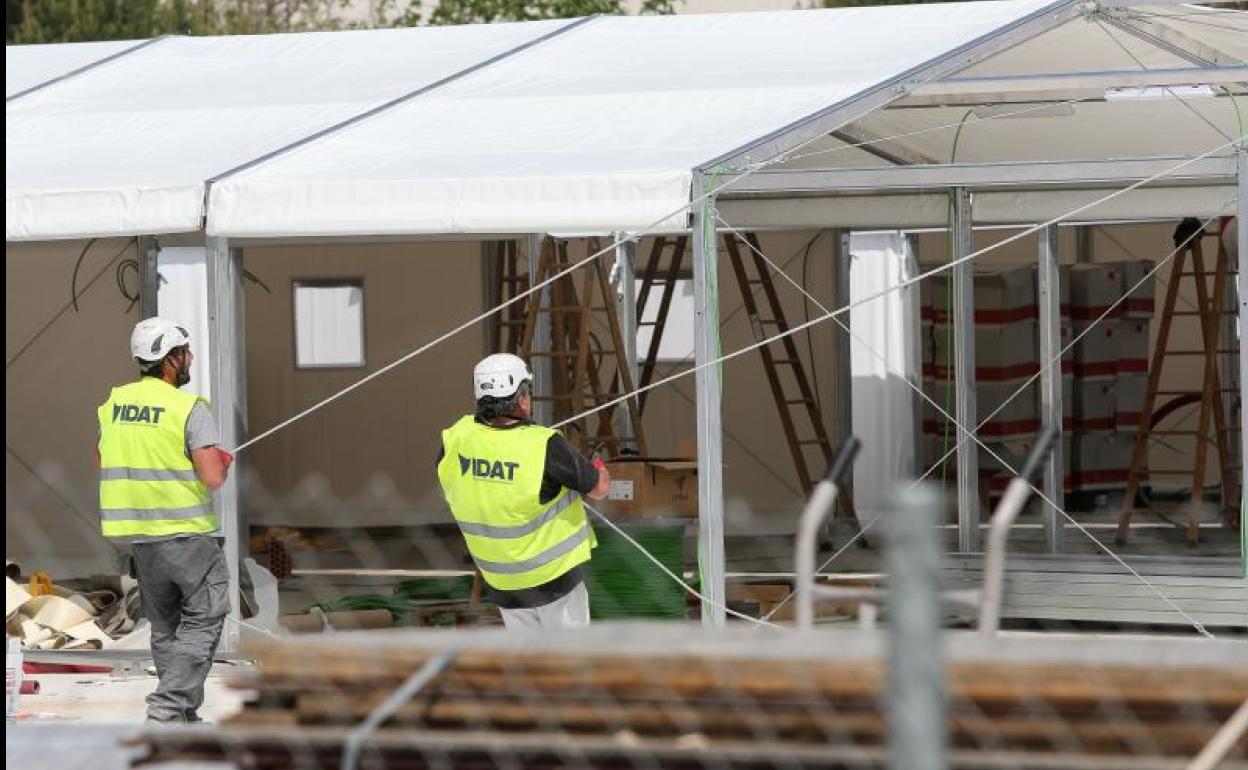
[437,416,594,591]
[97,377,216,539]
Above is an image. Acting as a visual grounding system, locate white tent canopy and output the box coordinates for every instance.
[208,1,1055,237]
[5,20,567,240]
[5,38,143,99]
[5,3,1245,239]
[3,0,1118,241]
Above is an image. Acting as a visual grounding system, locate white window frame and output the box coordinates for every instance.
[292,278,366,369]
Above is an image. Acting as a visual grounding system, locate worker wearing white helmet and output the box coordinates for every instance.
[96,317,232,722]
[436,353,610,629]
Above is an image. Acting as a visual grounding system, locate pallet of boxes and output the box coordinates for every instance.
[1067,262,1154,504]
[919,261,1154,509]
[919,265,1073,510]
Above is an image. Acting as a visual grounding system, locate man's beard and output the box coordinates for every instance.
[175,360,191,387]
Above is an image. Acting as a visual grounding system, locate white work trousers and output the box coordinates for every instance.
[498,582,590,630]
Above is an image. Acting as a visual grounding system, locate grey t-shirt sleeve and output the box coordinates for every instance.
[184,401,220,452]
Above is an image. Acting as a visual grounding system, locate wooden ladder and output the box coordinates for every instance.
[721,233,850,513]
[519,238,647,457]
[1117,221,1238,545]
[634,235,688,413]
[486,240,530,356]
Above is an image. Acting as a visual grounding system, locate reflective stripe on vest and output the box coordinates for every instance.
[98,501,214,521]
[453,489,580,539]
[99,467,200,482]
[470,521,592,575]
[97,378,217,540]
[436,415,594,592]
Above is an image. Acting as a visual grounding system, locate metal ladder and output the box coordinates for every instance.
[1118,220,1239,545]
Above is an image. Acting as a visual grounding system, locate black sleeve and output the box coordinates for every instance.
[435,443,445,469]
[541,435,599,503]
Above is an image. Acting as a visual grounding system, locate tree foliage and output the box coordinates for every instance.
[6,0,675,43]
[422,0,674,25]
[7,0,362,42]
[823,0,961,5]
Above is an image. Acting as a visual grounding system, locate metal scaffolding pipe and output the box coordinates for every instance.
[206,235,245,651]
[692,173,726,626]
[952,188,980,552]
[1038,226,1065,552]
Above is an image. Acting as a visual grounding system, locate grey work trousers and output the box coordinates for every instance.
[132,535,229,722]
[498,582,591,630]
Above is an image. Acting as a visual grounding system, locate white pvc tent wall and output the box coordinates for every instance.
[7,0,1058,241]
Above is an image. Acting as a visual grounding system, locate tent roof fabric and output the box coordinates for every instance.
[5,39,143,99]
[6,2,1244,241]
[5,20,567,240]
[207,1,1054,238]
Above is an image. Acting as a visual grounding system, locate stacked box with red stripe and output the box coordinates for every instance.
[1115,260,1155,432]
[919,266,1046,461]
[1067,262,1155,491]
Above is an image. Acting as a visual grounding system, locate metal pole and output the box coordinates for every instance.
[206,236,245,651]
[529,234,552,427]
[1237,148,1247,578]
[613,236,639,452]
[833,230,854,472]
[906,234,924,477]
[1038,226,1065,552]
[952,188,980,552]
[886,482,947,770]
[692,172,726,627]
[481,241,500,354]
[138,236,159,320]
[1075,226,1094,265]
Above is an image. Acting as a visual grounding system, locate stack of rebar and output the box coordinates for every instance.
[135,627,1248,770]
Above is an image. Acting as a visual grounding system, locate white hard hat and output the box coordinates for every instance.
[131,317,191,363]
[473,353,532,400]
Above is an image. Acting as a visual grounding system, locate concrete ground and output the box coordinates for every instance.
[8,669,247,770]
[14,665,249,724]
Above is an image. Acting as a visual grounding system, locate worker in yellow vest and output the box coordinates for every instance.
[437,353,610,629]
[97,317,232,723]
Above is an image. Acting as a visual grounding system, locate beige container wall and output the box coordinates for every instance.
[241,241,484,529]
[5,221,1230,578]
[914,221,1227,493]
[242,232,838,537]
[638,230,842,536]
[6,238,141,577]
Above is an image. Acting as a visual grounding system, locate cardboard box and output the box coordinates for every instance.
[1117,318,1150,375]
[1072,376,1116,431]
[1072,431,1133,492]
[928,320,1039,381]
[1062,373,1074,431]
[923,265,1037,325]
[921,376,1038,440]
[986,434,1074,495]
[1115,373,1148,432]
[1071,318,1120,377]
[600,459,698,519]
[1120,260,1156,318]
[1059,320,1075,375]
[1069,264,1125,320]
